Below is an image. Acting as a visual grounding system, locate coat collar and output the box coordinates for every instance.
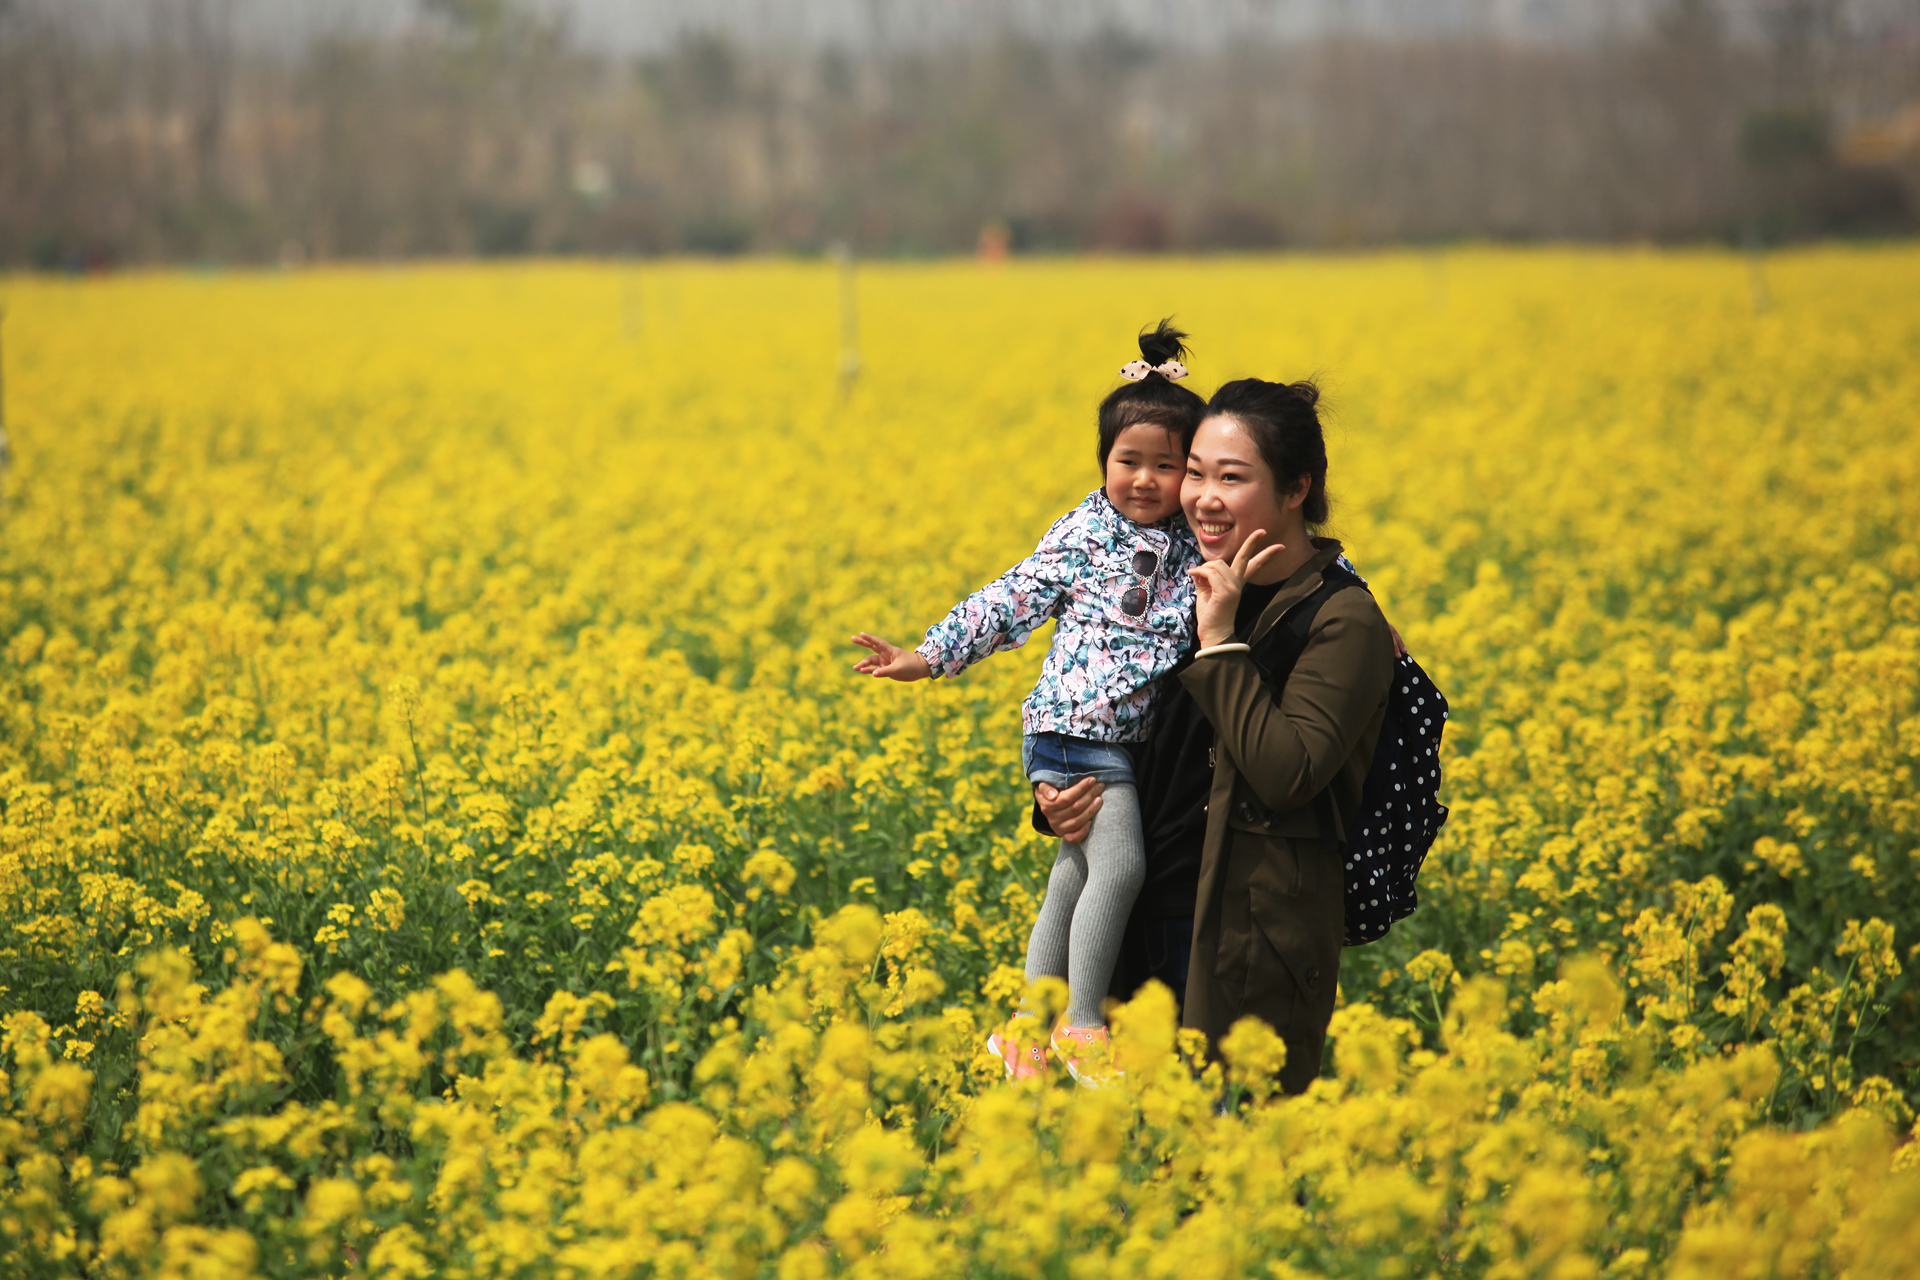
[1246,537,1347,646]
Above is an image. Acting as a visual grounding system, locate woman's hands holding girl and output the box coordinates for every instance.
[1035,777,1103,843]
[850,632,934,681]
[1189,529,1287,648]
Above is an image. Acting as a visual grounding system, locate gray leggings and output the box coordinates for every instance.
[1023,783,1145,1028]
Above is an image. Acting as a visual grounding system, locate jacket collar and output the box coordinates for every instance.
[1246,537,1347,646]
[1087,488,1174,543]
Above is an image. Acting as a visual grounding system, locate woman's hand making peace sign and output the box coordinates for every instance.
[1190,532,1411,657]
[1189,528,1288,649]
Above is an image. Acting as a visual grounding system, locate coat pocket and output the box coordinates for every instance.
[1228,825,1301,899]
[1247,837,1343,1027]
[1249,884,1332,994]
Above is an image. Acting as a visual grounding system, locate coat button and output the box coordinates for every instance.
[1306,966,1320,986]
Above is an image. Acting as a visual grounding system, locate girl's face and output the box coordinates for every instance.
[1182,414,1294,562]
[1103,423,1187,525]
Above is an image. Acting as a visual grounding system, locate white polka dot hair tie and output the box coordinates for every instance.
[1119,359,1189,382]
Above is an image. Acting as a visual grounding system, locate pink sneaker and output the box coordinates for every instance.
[987,1030,1051,1080]
[1050,1025,1122,1089]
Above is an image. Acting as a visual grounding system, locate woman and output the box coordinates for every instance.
[1037,377,1396,1094]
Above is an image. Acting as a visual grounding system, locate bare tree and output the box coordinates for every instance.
[0,0,1913,265]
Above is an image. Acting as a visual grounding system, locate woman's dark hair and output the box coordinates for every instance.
[1096,319,1206,468]
[1205,377,1330,525]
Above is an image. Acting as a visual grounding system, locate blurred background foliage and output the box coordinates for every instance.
[2,0,1919,268]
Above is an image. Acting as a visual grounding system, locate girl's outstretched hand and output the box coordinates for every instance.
[1189,529,1287,648]
[851,632,934,681]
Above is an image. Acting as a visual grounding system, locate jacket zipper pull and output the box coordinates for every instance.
[1209,746,1216,769]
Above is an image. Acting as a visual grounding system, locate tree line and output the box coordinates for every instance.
[2,0,1916,267]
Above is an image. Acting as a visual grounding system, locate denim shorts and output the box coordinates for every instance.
[1022,731,1137,789]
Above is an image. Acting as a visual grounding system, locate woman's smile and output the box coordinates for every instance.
[1183,416,1285,563]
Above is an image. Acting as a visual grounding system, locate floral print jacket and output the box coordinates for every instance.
[916,490,1203,743]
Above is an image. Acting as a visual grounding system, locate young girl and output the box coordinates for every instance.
[851,320,1206,1085]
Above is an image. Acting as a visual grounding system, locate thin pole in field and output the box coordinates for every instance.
[834,242,860,393]
[0,304,10,475]
[1745,227,1772,314]
[622,271,642,337]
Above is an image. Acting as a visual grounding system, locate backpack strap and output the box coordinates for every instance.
[1246,563,1365,853]
[1245,563,1361,692]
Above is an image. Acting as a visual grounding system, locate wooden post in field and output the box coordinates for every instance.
[0,305,10,476]
[1745,226,1772,314]
[833,241,860,393]
[621,271,642,338]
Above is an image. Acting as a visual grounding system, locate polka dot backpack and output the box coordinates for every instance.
[1250,562,1450,946]
[1337,651,1448,944]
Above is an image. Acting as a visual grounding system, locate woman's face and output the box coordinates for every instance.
[1182,414,1289,562]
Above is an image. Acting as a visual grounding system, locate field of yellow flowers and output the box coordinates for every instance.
[2,247,1918,1277]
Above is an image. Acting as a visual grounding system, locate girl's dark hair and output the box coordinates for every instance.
[1096,319,1206,468]
[1205,377,1330,525]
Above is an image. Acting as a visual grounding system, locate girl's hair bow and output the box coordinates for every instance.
[1119,359,1189,382]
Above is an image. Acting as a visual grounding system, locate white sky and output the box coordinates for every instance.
[30,0,1920,54]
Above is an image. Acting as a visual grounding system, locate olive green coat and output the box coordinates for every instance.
[1178,539,1396,1094]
